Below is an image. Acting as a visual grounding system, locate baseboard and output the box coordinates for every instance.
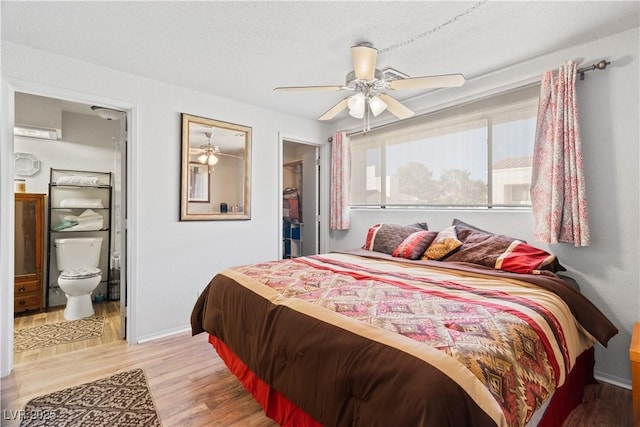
[136,325,191,344]
[594,370,632,390]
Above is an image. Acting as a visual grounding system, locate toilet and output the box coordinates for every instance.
[55,237,103,320]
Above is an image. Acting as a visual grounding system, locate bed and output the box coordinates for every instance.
[191,221,617,427]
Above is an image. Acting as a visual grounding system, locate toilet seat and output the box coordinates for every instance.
[59,267,101,280]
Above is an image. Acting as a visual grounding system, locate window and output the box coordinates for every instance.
[350,85,540,208]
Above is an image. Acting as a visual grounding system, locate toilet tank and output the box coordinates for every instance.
[55,237,103,270]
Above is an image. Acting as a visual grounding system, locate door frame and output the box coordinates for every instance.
[0,77,138,377]
[278,133,329,257]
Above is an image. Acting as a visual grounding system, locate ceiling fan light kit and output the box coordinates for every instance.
[368,95,387,117]
[198,131,219,168]
[274,41,466,132]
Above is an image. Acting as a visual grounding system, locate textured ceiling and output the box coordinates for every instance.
[2,1,639,121]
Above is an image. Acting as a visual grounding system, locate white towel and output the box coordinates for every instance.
[68,219,103,231]
[60,198,104,208]
[56,176,101,186]
[64,209,104,231]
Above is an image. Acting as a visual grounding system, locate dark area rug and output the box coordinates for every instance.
[20,369,161,426]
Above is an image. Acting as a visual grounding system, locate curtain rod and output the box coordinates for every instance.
[337,59,611,139]
[576,59,610,80]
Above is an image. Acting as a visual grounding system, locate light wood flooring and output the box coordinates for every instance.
[1,332,276,427]
[1,328,633,426]
[12,301,122,364]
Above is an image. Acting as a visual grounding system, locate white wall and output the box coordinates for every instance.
[1,41,331,376]
[330,28,639,386]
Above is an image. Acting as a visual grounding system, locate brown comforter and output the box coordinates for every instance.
[191,251,617,427]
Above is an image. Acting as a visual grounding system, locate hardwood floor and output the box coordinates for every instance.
[563,381,634,427]
[1,328,633,426]
[13,301,122,364]
[1,332,276,427]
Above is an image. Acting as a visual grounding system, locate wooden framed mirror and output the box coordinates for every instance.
[180,113,251,220]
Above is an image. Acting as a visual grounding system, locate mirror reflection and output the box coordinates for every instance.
[181,114,251,220]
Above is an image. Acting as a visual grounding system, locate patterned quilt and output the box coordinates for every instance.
[192,252,617,427]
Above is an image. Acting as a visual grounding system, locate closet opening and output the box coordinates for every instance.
[281,140,320,258]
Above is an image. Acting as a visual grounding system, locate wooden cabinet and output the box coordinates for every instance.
[14,193,45,312]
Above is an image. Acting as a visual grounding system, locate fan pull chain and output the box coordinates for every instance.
[378,0,487,55]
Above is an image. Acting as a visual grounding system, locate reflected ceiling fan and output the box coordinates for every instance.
[274,42,465,123]
[189,131,243,168]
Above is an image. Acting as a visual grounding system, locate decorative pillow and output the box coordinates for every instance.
[453,218,528,243]
[363,223,423,255]
[445,229,562,274]
[392,230,438,260]
[408,222,429,230]
[452,218,492,235]
[422,226,462,260]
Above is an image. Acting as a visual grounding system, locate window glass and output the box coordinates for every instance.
[350,85,539,208]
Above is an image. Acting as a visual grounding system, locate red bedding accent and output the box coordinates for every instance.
[209,335,321,427]
[209,335,595,427]
[538,347,596,426]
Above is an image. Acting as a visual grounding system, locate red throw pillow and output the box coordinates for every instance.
[392,230,438,260]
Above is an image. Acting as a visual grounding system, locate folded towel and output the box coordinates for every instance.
[60,198,104,208]
[53,220,78,231]
[56,176,101,186]
[64,209,101,222]
[68,218,104,231]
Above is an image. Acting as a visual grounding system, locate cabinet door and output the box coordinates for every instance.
[15,194,44,312]
[15,196,41,278]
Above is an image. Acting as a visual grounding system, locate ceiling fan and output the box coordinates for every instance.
[274,42,466,123]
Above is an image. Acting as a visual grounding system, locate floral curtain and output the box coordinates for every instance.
[530,61,590,246]
[330,131,350,230]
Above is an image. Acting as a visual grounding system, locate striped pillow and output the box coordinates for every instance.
[446,229,562,274]
[392,230,438,260]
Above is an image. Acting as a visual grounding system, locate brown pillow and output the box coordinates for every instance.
[452,221,565,272]
[363,223,423,255]
[423,226,462,260]
[453,218,528,243]
[446,229,563,274]
[452,218,492,235]
[408,222,429,230]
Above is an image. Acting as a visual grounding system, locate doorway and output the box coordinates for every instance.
[11,92,128,363]
[282,139,320,257]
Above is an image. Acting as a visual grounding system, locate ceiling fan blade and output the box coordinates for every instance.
[274,85,344,92]
[318,98,349,121]
[378,93,415,120]
[351,44,377,80]
[387,73,466,90]
[218,152,244,159]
